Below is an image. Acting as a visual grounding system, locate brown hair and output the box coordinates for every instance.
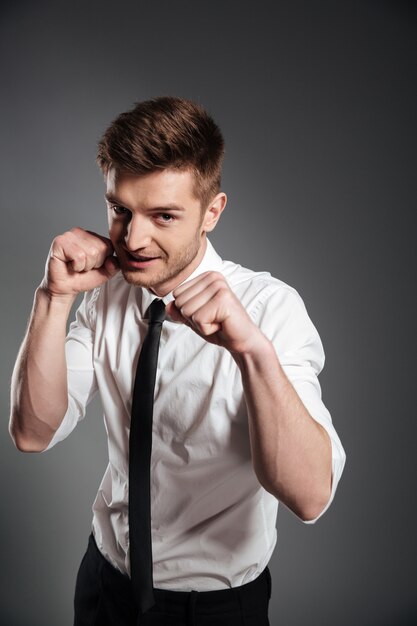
[97,96,225,208]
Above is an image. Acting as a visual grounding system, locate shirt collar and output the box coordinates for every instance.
[141,238,223,317]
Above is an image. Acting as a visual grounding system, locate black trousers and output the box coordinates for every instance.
[74,534,272,626]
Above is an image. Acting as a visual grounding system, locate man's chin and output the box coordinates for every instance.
[121,269,151,287]
[120,268,170,292]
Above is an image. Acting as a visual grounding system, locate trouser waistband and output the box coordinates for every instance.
[88,532,272,617]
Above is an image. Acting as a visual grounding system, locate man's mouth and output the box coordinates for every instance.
[124,250,161,268]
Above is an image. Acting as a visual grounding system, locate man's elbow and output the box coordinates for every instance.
[297,496,330,523]
[264,479,332,523]
[9,414,52,453]
[283,493,330,523]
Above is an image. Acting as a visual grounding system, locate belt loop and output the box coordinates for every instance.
[187,590,198,626]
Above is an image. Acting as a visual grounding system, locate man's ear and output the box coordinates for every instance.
[201,193,227,233]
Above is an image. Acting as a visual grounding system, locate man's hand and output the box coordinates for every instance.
[40,227,120,301]
[166,271,267,355]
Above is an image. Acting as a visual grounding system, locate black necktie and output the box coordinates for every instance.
[129,298,166,614]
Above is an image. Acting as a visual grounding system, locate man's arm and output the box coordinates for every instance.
[10,288,76,452]
[9,228,120,452]
[166,271,337,522]
[233,337,332,521]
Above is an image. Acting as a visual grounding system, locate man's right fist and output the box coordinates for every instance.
[40,227,120,300]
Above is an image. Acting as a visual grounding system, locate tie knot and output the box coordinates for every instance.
[148,298,166,325]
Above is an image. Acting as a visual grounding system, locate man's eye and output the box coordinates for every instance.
[112,206,129,216]
[158,213,174,222]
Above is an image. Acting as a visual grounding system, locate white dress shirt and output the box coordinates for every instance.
[45,239,346,591]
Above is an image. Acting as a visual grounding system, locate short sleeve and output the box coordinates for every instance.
[43,288,100,451]
[251,284,346,523]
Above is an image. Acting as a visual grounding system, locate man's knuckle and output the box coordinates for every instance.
[53,234,65,247]
[198,323,212,336]
[212,283,227,299]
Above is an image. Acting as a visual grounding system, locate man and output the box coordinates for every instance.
[10,97,345,625]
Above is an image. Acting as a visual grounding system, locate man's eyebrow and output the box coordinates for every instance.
[151,203,186,212]
[105,193,122,204]
[104,195,186,212]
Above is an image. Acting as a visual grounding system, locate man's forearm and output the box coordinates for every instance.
[234,335,332,522]
[9,287,76,452]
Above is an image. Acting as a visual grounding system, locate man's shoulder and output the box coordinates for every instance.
[220,256,300,314]
[221,256,295,297]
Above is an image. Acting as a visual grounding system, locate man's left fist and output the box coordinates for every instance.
[166,271,265,355]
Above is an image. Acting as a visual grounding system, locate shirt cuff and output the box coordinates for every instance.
[41,397,84,452]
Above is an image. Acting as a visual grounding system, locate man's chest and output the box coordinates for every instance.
[93,316,248,448]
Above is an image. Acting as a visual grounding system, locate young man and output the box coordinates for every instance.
[10,97,346,626]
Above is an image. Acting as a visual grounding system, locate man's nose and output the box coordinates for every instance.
[124,214,152,251]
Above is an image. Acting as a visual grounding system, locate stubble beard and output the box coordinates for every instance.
[120,233,203,292]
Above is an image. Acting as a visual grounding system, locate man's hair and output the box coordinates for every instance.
[97,96,225,208]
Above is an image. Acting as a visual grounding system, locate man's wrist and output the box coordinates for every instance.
[35,285,77,313]
[231,329,275,367]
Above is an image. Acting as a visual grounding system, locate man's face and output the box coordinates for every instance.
[105,167,222,296]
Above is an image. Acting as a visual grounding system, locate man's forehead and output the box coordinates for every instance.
[105,166,201,208]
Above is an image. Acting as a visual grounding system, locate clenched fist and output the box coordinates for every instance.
[39,227,120,301]
[166,271,267,355]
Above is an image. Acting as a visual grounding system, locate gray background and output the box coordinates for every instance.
[1,1,416,624]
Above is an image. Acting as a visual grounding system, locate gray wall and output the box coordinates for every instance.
[1,1,416,624]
